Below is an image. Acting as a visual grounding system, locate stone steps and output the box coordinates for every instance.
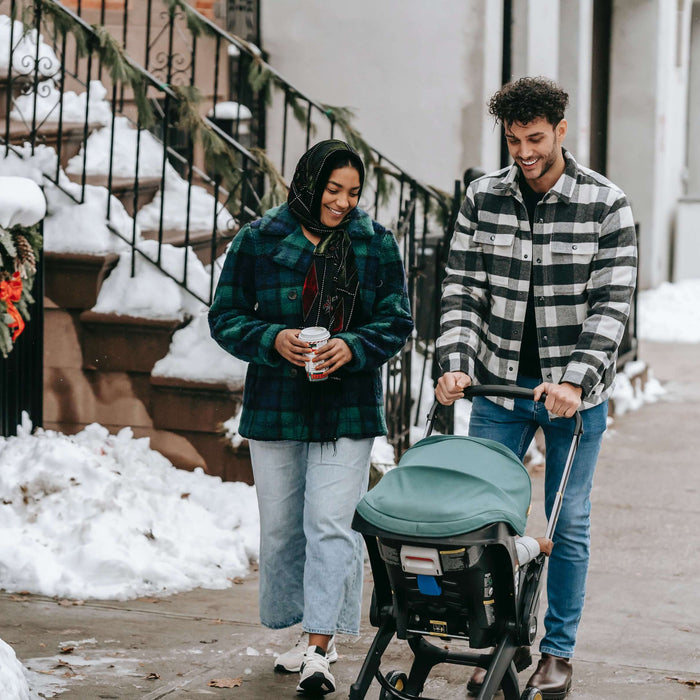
[43,251,252,483]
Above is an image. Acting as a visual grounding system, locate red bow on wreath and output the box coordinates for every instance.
[0,271,25,341]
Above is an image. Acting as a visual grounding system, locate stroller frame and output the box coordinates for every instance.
[349,385,583,700]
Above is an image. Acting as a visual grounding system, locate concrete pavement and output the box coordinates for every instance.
[1,340,699,699]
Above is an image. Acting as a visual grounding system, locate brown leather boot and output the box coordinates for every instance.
[466,646,532,695]
[526,653,572,699]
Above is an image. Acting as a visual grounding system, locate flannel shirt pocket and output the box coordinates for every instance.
[550,235,599,257]
[473,230,516,247]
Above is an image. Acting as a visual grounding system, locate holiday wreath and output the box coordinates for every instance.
[0,223,43,358]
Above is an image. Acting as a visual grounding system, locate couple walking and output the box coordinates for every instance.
[209,76,637,698]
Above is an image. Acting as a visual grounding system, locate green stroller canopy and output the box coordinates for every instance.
[356,435,532,537]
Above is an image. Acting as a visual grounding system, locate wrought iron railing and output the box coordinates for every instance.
[1,0,456,456]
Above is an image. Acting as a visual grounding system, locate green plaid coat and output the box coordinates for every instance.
[209,203,413,441]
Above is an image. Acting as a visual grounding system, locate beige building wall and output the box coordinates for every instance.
[260,0,502,191]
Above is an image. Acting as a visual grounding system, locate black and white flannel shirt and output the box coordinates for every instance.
[437,149,638,410]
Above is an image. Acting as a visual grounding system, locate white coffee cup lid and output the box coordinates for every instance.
[299,326,330,341]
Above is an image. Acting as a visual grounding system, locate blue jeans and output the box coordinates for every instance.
[248,437,373,636]
[468,377,608,658]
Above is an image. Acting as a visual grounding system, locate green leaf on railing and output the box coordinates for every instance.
[250,147,288,211]
[248,56,276,107]
[92,25,155,129]
[287,91,317,137]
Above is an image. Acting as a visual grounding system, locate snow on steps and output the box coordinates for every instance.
[43,251,252,483]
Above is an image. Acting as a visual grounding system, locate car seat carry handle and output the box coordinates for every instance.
[424,385,583,540]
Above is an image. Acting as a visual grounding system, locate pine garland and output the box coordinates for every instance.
[250,147,288,211]
[0,224,42,358]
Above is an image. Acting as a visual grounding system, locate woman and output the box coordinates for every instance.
[209,139,413,695]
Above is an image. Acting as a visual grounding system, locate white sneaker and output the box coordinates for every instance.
[296,646,336,695]
[274,634,338,673]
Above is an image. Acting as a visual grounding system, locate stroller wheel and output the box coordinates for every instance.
[379,670,408,699]
[520,688,543,700]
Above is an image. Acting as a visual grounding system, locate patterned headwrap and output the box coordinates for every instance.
[287,139,365,239]
[288,140,365,334]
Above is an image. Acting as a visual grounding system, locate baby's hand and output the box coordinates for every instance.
[536,537,554,556]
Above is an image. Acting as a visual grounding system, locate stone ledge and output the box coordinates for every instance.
[45,251,119,310]
[150,374,244,434]
[79,311,183,373]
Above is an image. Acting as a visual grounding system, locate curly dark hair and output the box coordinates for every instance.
[488,76,569,126]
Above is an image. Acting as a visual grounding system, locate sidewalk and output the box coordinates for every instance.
[2,340,699,699]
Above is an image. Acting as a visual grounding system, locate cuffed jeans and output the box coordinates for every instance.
[468,377,608,658]
[248,437,373,636]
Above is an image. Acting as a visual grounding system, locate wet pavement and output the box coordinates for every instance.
[2,340,699,699]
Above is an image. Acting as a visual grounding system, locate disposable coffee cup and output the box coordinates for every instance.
[298,326,330,382]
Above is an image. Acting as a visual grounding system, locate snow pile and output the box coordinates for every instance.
[152,311,248,385]
[10,79,112,126]
[638,279,700,342]
[208,101,253,121]
[43,180,136,255]
[0,422,259,601]
[135,168,236,233]
[0,177,46,229]
[0,639,37,700]
[91,240,210,320]
[0,143,57,185]
[0,15,60,79]
[66,116,165,178]
[610,361,665,417]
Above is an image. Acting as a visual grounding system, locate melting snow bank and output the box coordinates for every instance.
[638,279,700,342]
[0,639,38,700]
[0,422,259,602]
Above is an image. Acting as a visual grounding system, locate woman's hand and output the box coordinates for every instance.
[435,371,472,405]
[313,338,353,375]
[274,328,309,367]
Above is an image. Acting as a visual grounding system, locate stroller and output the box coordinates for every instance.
[350,386,582,700]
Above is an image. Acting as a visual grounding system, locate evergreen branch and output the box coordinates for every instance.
[287,91,316,137]
[170,84,242,192]
[249,146,288,210]
[92,25,155,128]
[163,0,214,39]
[322,104,373,166]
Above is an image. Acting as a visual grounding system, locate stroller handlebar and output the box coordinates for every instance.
[425,385,583,439]
[424,384,584,541]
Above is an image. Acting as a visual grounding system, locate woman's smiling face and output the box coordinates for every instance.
[319,166,361,227]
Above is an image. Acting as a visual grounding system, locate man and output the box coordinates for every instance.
[435,77,637,699]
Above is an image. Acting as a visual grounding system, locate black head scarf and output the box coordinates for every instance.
[287,141,366,442]
[287,139,365,239]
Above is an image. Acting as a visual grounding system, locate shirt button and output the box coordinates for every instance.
[543,335,548,342]
[572,244,578,250]
[490,235,496,241]
[524,254,529,259]
[536,258,542,263]
[546,373,552,379]
[288,290,298,300]
[290,368,298,377]
[538,218,544,223]
[508,366,514,372]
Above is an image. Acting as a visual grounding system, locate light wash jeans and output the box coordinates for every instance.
[248,437,373,636]
[468,376,608,659]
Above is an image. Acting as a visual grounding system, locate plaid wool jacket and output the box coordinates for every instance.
[209,203,413,441]
[437,149,637,410]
